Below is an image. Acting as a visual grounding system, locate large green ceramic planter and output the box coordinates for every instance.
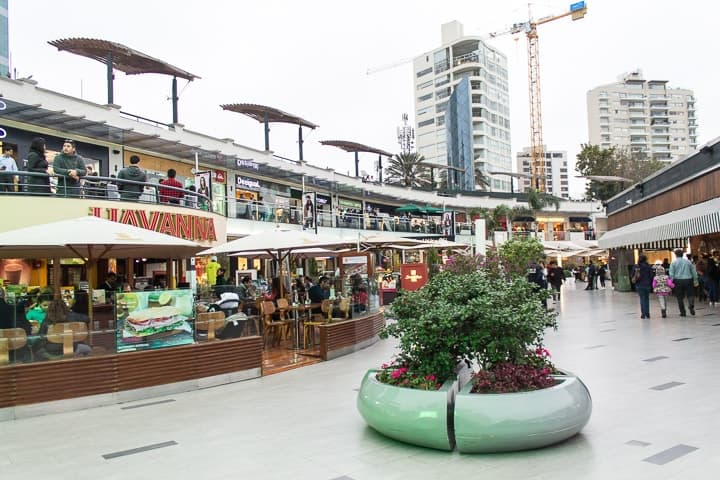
[454,373,592,453]
[356,369,456,451]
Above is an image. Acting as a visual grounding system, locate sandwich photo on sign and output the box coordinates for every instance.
[116,289,194,352]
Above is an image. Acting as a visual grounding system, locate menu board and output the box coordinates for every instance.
[116,289,194,353]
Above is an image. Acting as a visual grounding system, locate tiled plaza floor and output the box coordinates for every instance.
[2,280,719,479]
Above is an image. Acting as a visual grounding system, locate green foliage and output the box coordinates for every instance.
[575,144,666,201]
[498,237,546,278]
[426,247,441,278]
[307,258,320,278]
[382,267,557,382]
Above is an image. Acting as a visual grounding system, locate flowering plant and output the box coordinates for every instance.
[379,237,557,392]
[375,362,442,391]
[470,363,556,394]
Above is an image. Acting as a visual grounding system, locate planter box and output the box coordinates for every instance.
[454,373,592,453]
[356,370,456,451]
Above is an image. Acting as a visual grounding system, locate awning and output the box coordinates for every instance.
[598,197,720,249]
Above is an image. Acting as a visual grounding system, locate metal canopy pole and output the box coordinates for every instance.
[171,77,179,124]
[106,53,114,104]
[298,125,304,162]
[264,112,270,151]
[377,154,383,184]
[354,151,359,178]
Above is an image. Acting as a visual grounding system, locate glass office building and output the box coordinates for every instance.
[445,77,474,191]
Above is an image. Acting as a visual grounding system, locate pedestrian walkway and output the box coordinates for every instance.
[2,283,719,479]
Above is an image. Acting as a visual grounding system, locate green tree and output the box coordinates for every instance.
[575,144,665,201]
[385,152,431,188]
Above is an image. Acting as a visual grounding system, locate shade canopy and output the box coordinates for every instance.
[197,229,352,257]
[48,37,199,80]
[0,216,204,260]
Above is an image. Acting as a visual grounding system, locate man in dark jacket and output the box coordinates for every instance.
[52,139,86,197]
[546,260,565,302]
[117,155,147,200]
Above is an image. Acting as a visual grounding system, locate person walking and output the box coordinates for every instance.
[117,155,147,200]
[652,266,675,318]
[546,260,564,303]
[669,248,699,317]
[584,261,596,290]
[598,263,608,289]
[25,137,51,195]
[52,139,86,197]
[631,255,654,318]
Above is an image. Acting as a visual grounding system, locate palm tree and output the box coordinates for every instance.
[385,152,431,188]
[473,166,491,190]
[524,188,562,236]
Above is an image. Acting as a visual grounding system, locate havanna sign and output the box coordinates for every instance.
[89,207,218,242]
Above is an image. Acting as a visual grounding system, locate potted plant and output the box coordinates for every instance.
[357,238,592,452]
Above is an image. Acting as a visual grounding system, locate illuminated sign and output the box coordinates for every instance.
[214,170,226,184]
[400,263,428,291]
[89,207,218,242]
[236,158,260,170]
[236,176,261,190]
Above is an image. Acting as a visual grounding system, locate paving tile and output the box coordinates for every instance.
[643,444,698,465]
[650,381,685,391]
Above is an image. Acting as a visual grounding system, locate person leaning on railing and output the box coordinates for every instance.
[53,139,86,197]
[117,155,147,200]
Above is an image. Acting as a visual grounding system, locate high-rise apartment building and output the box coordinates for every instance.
[516,146,569,198]
[413,21,512,191]
[587,70,697,162]
[0,0,8,77]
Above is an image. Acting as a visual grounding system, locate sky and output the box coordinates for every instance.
[5,0,719,199]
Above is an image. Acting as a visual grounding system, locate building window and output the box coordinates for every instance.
[418,118,435,128]
[416,67,432,78]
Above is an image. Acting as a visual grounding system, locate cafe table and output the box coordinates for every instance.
[286,303,320,350]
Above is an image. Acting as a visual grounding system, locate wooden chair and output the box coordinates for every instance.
[261,301,286,347]
[46,322,88,358]
[0,328,28,365]
[303,299,333,348]
[196,311,226,341]
[275,298,293,339]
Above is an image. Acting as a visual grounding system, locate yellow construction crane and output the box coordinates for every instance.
[493,1,588,192]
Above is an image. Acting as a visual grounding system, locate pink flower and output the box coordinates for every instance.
[425,374,436,381]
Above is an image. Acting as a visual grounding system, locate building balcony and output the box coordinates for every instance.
[453,52,480,66]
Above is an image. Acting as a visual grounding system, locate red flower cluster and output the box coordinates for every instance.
[470,363,556,394]
[376,364,441,391]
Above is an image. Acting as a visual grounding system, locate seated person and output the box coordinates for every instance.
[238,276,253,302]
[35,298,92,358]
[216,291,240,316]
[307,276,331,313]
[262,277,281,301]
[217,312,248,339]
[352,286,368,313]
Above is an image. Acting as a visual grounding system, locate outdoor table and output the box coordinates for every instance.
[286,303,320,350]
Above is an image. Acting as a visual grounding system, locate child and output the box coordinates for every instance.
[652,266,675,318]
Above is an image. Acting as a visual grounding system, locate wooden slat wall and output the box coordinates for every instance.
[0,337,263,408]
[608,170,720,230]
[319,312,385,360]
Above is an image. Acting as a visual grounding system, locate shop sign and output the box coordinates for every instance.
[89,207,218,242]
[214,170,226,184]
[400,263,428,291]
[338,198,361,209]
[316,194,330,206]
[237,176,261,190]
[236,158,260,170]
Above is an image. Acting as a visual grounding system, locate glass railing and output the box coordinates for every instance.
[0,171,213,212]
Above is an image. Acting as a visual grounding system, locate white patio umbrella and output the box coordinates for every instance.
[197,228,352,258]
[0,216,204,260]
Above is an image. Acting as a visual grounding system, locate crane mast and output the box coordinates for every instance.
[527,25,545,191]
